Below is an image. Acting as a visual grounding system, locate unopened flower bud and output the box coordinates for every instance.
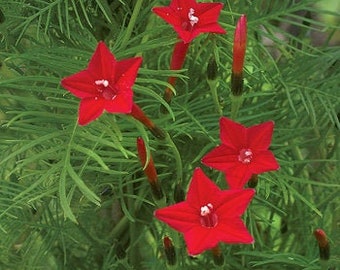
[248,174,258,188]
[163,236,176,265]
[207,56,218,81]
[314,229,330,260]
[231,14,247,96]
[136,137,164,200]
[211,245,224,266]
[207,55,223,115]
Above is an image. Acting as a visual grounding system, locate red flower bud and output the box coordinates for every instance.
[163,236,176,265]
[231,15,247,96]
[314,229,330,260]
[136,137,163,200]
[232,15,247,74]
[137,137,157,182]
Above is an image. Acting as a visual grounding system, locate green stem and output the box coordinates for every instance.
[110,216,128,239]
[291,143,315,206]
[127,181,140,268]
[165,132,183,184]
[208,79,222,116]
[120,0,144,50]
[230,94,244,120]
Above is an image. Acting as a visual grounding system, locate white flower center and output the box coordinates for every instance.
[95,79,109,87]
[188,8,199,27]
[94,79,117,100]
[200,203,218,228]
[200,203,213,216]
[238,148,253,164]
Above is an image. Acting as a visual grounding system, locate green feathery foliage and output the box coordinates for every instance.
[0,0,339,269]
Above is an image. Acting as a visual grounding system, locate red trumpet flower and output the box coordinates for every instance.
[202,117,279,189]
[154,168,255,256]
[152,0,226,107]
[61,41,142,125]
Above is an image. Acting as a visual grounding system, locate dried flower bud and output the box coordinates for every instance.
[163,236,176,265]
[314,229,330,260]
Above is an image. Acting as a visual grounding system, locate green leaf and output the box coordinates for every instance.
[59,161,77,223]
[72,143,109,170]
[67,165,101,206]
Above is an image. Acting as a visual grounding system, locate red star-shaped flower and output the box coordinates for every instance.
[152,0,226,43]
[61,41,142,125]
[154,168,255,256]
[202,117,280,189]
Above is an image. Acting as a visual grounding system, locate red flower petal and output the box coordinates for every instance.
[220,117,247,150]
[217,189,255,217]
[170,0,198,15]
[154,202,198,233]
[249,150,280,174]
[152,7,180,29]
[174,28,196,43]
[214,220,254,244]
[201,144,239,171]
[78,98,105,125]
[87,41,116,79]
[186,168,221,208]
[247,121,274,150]
[104,91,133,113]
[193,23,226,36]
[184,226,220,255]
[115,57,142,89]
[225,169,251,189]
[196,3,225,32]
[61,70,97,98]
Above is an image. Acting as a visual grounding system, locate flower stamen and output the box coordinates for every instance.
[95,79,109,88]
[200,203,218,228]
[95,79,117,100]
[238,148,253,164]
[188,8,199,27]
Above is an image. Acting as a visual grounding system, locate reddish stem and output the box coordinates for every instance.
[130,103,165,139]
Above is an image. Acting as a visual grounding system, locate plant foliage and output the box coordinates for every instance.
[0,0,339,269]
